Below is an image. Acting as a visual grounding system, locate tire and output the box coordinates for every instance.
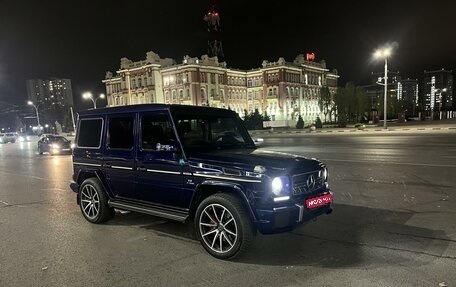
[195,193,256,260]
[78,178,114,224]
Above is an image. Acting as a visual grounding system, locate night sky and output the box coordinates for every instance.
[0,0,455,110]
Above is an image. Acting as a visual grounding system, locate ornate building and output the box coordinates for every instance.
[103,51,339,123]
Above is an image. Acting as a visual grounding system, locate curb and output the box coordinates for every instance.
[249,126,456,136]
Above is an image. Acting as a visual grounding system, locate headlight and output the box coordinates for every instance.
[322,168,328,181]
[271,177,283,196]
[51,144,60,149]
[26,136,31,141]
[271,176,290,196]
[70,143,76,149]
[319,168,328,181]
[18,136,25,142]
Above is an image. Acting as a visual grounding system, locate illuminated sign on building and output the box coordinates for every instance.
[306,53,315,61]
[430,76,435,109]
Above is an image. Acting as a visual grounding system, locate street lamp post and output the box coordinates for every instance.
[83,92,105,109]
[27,101,41,133]
[374,48,392,129]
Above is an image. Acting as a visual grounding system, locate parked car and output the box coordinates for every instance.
[37,135,73,155]
[1,132,19,143]
[70,104,333,259]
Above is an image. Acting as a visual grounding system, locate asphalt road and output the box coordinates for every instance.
[0,132,455,287]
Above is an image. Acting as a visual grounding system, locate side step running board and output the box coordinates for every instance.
[109,201,188,222]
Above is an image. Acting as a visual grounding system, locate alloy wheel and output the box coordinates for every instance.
[199,203,238,254]
[80,184,100,220]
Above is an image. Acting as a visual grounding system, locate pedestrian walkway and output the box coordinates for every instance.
[249,119,456,136]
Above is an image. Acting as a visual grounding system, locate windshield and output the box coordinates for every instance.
[173,112,254,150]
[49,137,69,144]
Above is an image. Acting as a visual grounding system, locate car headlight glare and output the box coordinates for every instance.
[51,144,60,149]
[271,177,283,196]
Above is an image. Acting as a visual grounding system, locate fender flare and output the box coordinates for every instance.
[190,180,258,221]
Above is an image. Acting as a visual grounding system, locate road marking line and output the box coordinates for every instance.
[321,158,456,168]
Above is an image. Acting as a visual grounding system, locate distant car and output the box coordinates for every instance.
[1,132,18,143]
[37,135,73,155]
[18,134,32,142]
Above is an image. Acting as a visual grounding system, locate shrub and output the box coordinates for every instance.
[315,116,323,129]
[296,115,304,129]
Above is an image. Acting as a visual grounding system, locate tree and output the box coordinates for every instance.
[296,115,304,129]
[243,109,264,130]
[318,86,332,123]
[334,82,370,126]
[334,86,347,127]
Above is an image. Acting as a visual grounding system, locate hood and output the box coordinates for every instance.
[186,148,323,176]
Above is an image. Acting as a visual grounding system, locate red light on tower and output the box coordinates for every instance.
[306,53,315,61]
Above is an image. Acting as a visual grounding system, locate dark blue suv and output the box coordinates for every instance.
[70,104,333,259]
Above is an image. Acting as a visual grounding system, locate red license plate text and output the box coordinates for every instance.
[305,194,333,209]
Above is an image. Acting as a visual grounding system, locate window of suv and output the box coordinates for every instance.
[173,113,254,150]
[140,114,176,151]
[77,118,103,148]
[107,116,134,150]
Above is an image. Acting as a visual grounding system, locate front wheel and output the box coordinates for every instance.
[79,178,114,224]
[195,193,256,260]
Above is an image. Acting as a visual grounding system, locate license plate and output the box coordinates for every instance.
[305,194,333,209]
[62,148,70,151]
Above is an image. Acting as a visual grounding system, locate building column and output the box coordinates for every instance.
[125,71,131,105]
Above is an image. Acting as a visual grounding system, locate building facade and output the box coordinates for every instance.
[397,78,419,118]
[26,78,74,131]
[421,69,453,115]
[103,51,339,123]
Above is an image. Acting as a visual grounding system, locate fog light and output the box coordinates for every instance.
[273,196,290,202]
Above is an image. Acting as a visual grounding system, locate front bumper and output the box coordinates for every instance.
[254,191,333,234]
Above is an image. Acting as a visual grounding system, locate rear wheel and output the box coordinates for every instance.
[195,193,256,260]
[79,178,114,224]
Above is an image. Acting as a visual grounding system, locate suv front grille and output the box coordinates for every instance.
[292,171,324,195]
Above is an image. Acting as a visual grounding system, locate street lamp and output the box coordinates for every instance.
[27,101,41,133]
[83,92,105,109]
[374,47,392,129]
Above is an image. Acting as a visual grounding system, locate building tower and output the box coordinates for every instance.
[204,0,224,61]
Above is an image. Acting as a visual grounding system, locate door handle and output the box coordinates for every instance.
[103,163,112,168]
[137,166,147,171]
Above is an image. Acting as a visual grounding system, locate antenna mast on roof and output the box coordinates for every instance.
[204,0,224,61]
